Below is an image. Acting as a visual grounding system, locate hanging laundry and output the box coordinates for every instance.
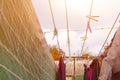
[88,67,92,80]
[84,64,89,80]
[112,71,120,80]
[99,26,120,80]
[90,58,100,80]
[57,56,66,80]
[84,64,92,80]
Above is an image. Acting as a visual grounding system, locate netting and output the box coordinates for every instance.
[0,0,56,80]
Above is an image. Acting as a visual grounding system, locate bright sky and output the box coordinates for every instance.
[32,0,120,56]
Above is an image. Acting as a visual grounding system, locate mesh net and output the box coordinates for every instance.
[0,0,56,80]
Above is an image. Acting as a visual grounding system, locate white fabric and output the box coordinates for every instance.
[99,26,120,80]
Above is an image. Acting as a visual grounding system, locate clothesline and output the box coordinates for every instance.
[43,27,118,34]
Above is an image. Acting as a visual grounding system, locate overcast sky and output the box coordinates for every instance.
[32,0,120,56]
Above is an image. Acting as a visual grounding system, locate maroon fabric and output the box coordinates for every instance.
[84,64,89,80]
[90,59,100,80]
[88,68,92,80]
[58,56,66,80]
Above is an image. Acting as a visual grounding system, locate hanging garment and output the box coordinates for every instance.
[90,58,100,80]
[112,71,120,80]
[57,56,66,80]
[88,67,92,80]
[84,64,89,80]
[99,26,120,80]
[84,64,93,80]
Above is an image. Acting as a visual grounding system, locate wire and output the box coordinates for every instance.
[80,0,94,54]
[48,0,56,29]
[48,0,60,52]
[65,0,71,56]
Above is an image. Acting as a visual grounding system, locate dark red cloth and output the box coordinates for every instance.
[88,68,92,80]
[84,64,89,80]
[57,56,66,80]
[90,58,100,80]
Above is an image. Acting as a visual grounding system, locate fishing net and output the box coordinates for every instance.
[0,0,56,80]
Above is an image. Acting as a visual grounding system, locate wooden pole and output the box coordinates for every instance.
[72,53,76,80]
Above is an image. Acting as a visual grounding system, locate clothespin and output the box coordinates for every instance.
[86,15,99,22]
[52,27,58,40]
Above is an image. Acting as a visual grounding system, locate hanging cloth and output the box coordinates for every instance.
[88,67,92,80]
[90,58,100,80]
[57,56,66,80]
[84,64,89,80]
[84,64,93,80]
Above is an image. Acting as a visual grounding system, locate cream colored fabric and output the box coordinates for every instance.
[99,26,120,80]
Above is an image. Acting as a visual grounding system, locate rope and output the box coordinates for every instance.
[81,0,94,54]
[65,0,71,56]
[48,0,60,52]
[48,0,56,29]
[98,12,120,56]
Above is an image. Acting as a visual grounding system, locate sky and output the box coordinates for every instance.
[32,0,120,56]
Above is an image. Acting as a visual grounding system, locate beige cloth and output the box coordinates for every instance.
[99,26,120,80]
